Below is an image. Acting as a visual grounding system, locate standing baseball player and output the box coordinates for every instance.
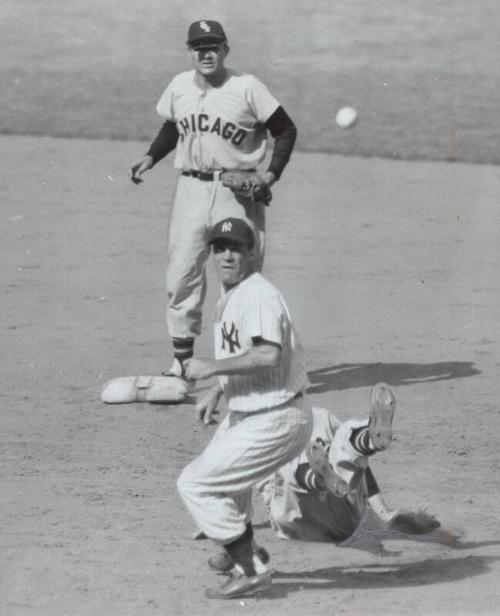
[128,20,297,378]
[176,217,319,599]
[254,384,441,544]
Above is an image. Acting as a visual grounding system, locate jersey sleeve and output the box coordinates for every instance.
[242,294,284,347]
[156,79,176,121]
[246,76,280,124]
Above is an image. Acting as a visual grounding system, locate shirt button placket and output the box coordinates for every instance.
[197,92,206,169]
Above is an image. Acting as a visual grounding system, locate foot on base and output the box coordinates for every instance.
[162,357,185,379]
[161,358,195,392]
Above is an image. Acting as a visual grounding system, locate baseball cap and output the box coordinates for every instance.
[187,20,227,46]
[208,218,254,247]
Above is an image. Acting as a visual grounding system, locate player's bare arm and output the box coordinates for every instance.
[366,467,440,535]
[184,342,281,381]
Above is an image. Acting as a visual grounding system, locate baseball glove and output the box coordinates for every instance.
[221,170,272,205]
[388,509,441,535]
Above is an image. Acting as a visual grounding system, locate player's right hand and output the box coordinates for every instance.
[184,358,216,381]
[128,155,153,184]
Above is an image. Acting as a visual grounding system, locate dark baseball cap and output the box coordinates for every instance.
[187,20,227,46]
[209,218,254,247]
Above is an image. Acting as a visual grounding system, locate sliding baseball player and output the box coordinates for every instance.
[208,384,440,574]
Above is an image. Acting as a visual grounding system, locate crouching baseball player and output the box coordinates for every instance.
[259,383,441,543]
[176,218,317,599]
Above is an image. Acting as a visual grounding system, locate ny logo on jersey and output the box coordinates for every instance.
[221,321,240,353]
[199,21,211,32]
[221,221,232,232]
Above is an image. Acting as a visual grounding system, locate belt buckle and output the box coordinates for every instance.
[184,169,223,181]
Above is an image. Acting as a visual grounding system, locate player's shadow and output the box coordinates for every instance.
[329,508,500,557]
[307,361,480,394]
[267,554,498,598]
[337,522,500,558]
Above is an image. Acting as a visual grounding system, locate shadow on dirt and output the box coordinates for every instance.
[307,362,480,394]
[337,520,500,558]
[268,555,497,597]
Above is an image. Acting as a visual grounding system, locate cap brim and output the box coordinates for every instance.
[188,35,226,46]
[208,235,252,246]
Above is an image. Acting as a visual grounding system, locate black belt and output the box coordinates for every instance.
[181,169,223,181]
[181,168,257,182]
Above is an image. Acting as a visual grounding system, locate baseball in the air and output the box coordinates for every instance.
[335,106,358,129]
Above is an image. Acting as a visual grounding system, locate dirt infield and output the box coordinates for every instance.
[2,135,500,615]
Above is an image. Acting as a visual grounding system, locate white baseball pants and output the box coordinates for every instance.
[166,174,266,339]
[177,395,312,544]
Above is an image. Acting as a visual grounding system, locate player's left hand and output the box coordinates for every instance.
[261,171,277,188]
[221,170,274,205]
[184,358,216,381]
[196,385,222,425]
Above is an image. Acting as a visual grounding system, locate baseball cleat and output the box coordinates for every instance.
[306,441,349,497]
[205,570,272,599]
[162,358,194,391]
[208,545,270,574]
[163,357,185,379]
[368,383,396,451]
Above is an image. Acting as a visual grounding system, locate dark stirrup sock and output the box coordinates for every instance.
[350,426,376,456]
[172,337,194,365]
[224,525,256,576]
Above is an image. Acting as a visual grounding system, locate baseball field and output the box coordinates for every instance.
[2,1,500,615]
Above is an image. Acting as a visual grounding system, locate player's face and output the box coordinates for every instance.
[188,42,228,79]
[212,240,254,289]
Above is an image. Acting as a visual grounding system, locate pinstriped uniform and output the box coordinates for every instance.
[177,272,313,544]
[215,273,308,411]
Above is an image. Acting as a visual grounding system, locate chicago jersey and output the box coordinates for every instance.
[156,70,280,171]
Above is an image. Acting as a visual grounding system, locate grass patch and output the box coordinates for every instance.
[1,0,499,163]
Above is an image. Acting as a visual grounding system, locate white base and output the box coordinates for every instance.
[101,375,188,404]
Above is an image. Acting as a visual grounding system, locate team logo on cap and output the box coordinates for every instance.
[221,221,232,232]
[199,21,211,32]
